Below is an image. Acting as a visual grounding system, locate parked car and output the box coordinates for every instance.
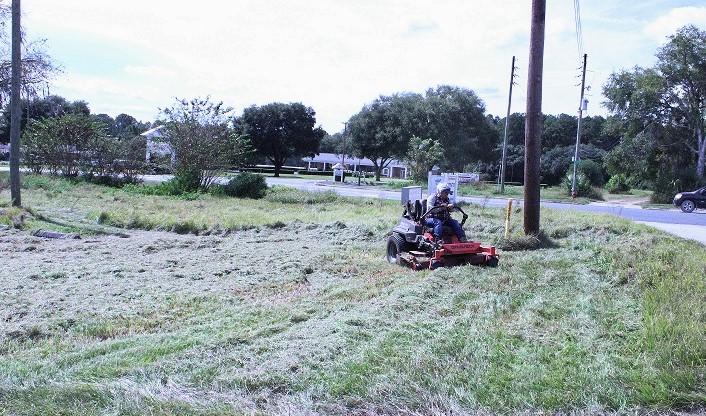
[673,187,706,213]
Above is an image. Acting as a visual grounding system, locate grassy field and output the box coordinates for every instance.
[0,173,704,415]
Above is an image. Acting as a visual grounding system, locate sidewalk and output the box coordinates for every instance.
[636,221,706,246]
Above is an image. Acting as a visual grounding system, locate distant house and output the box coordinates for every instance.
[0,143,9,159]
[141,125,174,164]
[301,153,408,179]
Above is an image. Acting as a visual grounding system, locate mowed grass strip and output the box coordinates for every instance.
[0,173,704,414]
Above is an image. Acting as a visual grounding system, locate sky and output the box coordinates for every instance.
[20,0,706,134]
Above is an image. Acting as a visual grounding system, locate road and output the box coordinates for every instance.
[265,177,706,246]
[3,166,703,245]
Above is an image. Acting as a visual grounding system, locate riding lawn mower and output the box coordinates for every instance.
[386,199,499,270]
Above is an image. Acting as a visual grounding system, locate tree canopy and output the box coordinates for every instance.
[423,85,497,171]
[404,136,444,183]
[159,97,251,189]
[236,102,324,177]
[490,113,614,186]
[0,3,60,109]
[346,85,497,181]
[603,25,706,183]
[347,93,424,181]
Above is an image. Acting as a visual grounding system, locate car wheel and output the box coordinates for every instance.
[386,234,407,265]
[681,200,695,213]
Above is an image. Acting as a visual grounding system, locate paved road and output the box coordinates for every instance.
[3,167,703,245]
[265,177,706,246]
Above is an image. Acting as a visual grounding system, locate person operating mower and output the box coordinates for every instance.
[425,182,468,245]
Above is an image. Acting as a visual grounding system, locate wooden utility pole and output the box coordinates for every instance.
[500,56,516,194]
[571,53,588,198]
[10,0,21,207]
[523,0,546,235]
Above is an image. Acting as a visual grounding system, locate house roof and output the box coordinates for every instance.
[302,153,407,168]
[140,125,166,138]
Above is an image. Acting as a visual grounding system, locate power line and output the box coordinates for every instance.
[574,0,585,61]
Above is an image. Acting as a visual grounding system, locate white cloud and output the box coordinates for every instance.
[21,0,706,132]
[644,7,706,42]
[124,65,178,80]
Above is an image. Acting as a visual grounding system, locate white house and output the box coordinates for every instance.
[141,125,174,164]
[301,153,408,179]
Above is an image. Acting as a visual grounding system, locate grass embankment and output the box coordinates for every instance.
[0,173,704,415]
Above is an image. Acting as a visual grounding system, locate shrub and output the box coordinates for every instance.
[650,169,701,204]
[565,170,603,200]
[579,159,607,187]
[124,170,203,198]
[220,173,267,199]
[605,174,630,194]
[80,173,141,188]
[164,170,202,194]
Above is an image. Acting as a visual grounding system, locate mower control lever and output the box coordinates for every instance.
[421,204,469,226]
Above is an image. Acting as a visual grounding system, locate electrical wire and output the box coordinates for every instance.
[574,0,585,62]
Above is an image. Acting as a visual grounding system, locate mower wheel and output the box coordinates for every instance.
[386,234,408,265]
[486,256,499,268]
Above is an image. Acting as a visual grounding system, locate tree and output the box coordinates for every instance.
[603,25,706,179]
[657,25,706,178]
[347,93,424,181]
[347,86,498,180]
[319,132,344,154]
[541,114,577,149]
[91,113,116,136]
[540,144,606,186]
[236,102,324,177]
[114,113,144,138]
[0,95,91,142]
[0,2,60,109]
[493,112,526,182]
[159,97,251,190]
[21,114,104,176]
[404,136,444,183]
[423,85,498,171]
[602,126,659,187]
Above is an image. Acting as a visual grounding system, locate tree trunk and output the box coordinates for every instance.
[374,162,382,182]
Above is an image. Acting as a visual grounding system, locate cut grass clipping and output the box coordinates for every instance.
[0,173,704,415]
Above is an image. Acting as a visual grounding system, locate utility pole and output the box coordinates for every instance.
[500,56,517,194]
[341,122,347,168]
[341,122,348,182]
[523,0,546,235]
[10,0,21,207]
[571,53,588,199]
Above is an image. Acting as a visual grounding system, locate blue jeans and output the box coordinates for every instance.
[424,217,466,241]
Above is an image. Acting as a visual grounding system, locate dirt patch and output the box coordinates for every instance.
[594,195,651,208]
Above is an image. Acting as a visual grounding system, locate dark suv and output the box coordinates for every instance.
[673,187,706,213]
